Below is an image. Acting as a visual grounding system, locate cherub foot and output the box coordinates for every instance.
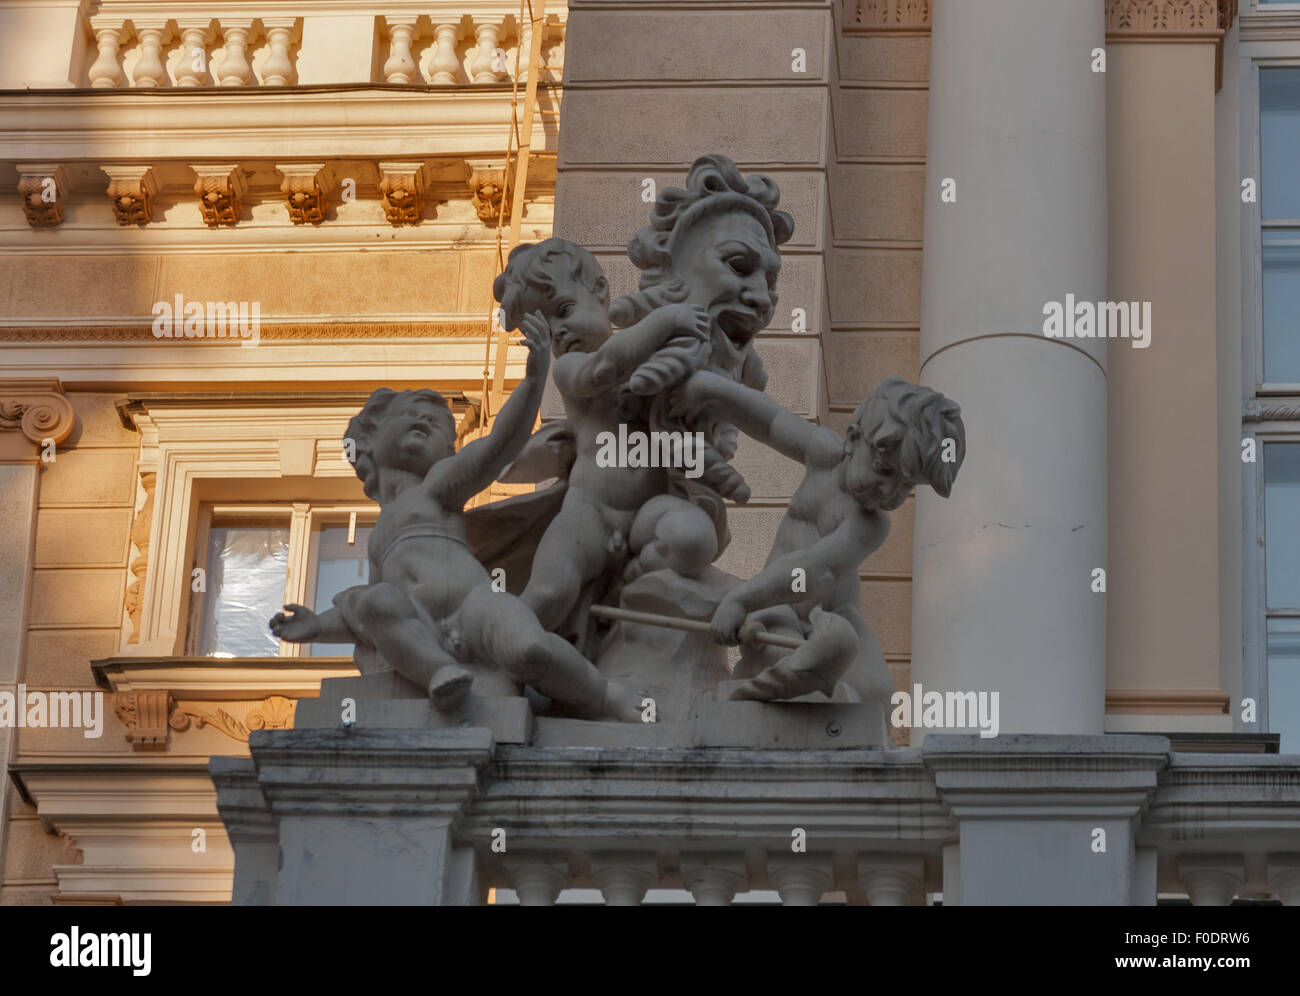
[729,608,858,703]
[429,664,473,711]
[599,679,646,723]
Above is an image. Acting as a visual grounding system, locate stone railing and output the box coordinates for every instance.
[73,8,564,89]
[211,675,1300,906]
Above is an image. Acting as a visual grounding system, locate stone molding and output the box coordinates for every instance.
[0,377,76,450]
[0,321,493,342]
[1106,687,1231,715]
[843,0,931,34]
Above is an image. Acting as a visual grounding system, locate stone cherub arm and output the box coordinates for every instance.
[681,369,966,703]
[555,302,710,400]
[426,312,551,511]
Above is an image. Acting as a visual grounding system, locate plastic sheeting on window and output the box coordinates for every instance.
[198,525,289,657]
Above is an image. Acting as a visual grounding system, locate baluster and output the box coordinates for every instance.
[88,18,128,89]
[217,20,255,86]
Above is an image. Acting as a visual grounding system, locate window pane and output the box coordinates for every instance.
[308,524,372,656]
[1262,230,1300,382]
[1265,443,1300,609]
[1268,618,1300,754]
[1261,68,1300,219]
[198,522,289,657]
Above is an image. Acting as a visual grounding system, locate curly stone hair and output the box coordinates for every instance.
[851,378,966,498]
[492,238,609,332]
[344,388,457,499]
[610,154,795,330]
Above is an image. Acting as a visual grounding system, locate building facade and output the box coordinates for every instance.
[1,0,1299,905]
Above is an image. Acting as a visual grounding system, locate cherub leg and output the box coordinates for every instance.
[625,494,717,582]
[521,498,612,632]
[352,582,469,707]
[730,607,858,702]
[461,584,641,721]
[838,605,894,705]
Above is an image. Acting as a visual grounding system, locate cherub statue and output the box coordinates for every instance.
[680,372,966,703]
[491,238,721,639]
[612,154,795,503]
[268,318,641,721]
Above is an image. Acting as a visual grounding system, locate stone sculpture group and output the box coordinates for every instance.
[270,154,967,732]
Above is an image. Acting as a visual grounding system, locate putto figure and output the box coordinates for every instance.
[492,238,721,639]
[682,372,966,703]
[612,154,795,503]
[269,317,641,721]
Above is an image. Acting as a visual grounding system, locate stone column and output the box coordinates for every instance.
[1103,1,1233,733]
[0,380,74,886]
[911,0,1109,738]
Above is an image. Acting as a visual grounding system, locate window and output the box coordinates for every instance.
[1264,445,1300,751]
[1260,68,1300,385]
[188,503,374,658]
[1246,58,1300,751]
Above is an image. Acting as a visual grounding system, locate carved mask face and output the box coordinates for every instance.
[373,394,452,477]
[844,400,914,510]
[670,211,779,379]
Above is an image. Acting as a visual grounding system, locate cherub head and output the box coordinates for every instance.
[493,239,611,357]
[843,378,965,510]
[345,388,457,499]
[613,155,794,389]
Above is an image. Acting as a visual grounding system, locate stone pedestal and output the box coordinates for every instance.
[924,734,1168,905]
[213,728,492,906]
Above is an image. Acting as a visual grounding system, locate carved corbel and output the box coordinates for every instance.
[102,165,158,226]
[16,164,69,229]
[0,378,76,458]
[466,159,511,225]
[275,163,332,225]
[113,690,178,750]
[377,161,426,225]
[191,165,246,226]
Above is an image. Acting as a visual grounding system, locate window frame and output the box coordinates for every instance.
[1244,51,1300,741]
[186,501,376,658]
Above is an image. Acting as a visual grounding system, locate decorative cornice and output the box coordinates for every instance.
[0,377,76,447]
[843,0,931,34]
[0,320,493,342]
[1105,0,1236,37]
